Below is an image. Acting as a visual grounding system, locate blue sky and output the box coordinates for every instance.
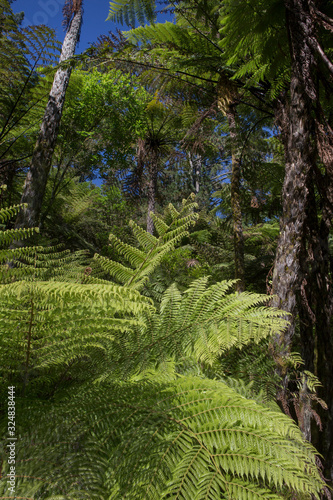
[13,0,172,51]
[14,0,127,50]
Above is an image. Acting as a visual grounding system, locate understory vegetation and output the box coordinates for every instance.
[0,0,333,498]
[0,193,328,499]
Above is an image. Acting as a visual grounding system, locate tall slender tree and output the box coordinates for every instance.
[15,0,83,229]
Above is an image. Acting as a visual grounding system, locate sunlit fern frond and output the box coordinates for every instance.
[94,195,199,289]
[107,276,288,378]
[0,279,153,395]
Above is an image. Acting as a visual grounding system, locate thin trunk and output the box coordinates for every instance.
[226,104,245,293]
[15,6,83,229]
[188,152,201,195]
[194,155,201,194]
[195,161,200,194]
[147,156,158,235]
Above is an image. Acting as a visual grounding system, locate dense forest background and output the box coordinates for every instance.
[0,0,333,498]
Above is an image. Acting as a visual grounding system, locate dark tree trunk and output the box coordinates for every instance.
[271,0,333,483]
[15,5,83,229]
[226,104,245,293]
[301,188,333,481]
[313,216,333,483]
[299,190,333,482]
[271,85,313,351]
[146,155,158,235]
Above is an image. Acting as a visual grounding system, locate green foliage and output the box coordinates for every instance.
[0,194,327,498]
[94,194,199,289]
[57,68,148,173]
[219,0,290,98]
[115,276,290,380]
[0,1,60,179]
[108,0,156,26]
[43,179,107,251]
[0,189,152,395]
[0,279,152,398]
[219,338,280,402]
[4,377,324,499]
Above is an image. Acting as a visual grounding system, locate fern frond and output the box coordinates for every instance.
[0,203,27,223]
[107,0,156,26]
[149,212,169,236]
[108,232,147,267]
[129,219,159,249]
[0,226,39,246]
[95,197,198,290]
[110,278,289,378]
[0,279,153,388]
[4,377,324,499]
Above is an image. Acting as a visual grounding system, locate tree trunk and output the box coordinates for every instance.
[272,0,315,352]
[195,157,200,195]
[272,0,333,483]
[15,5,83,229]
[301,188,333,481]
[147,155,158,235]
[312,217,333,484]
[226,104,245,293]
[271,88,312,352]
[188,152,201,195]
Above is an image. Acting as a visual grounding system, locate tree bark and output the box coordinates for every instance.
[15,5,83,229]
[272,0,333,483]
[272,0,315,351]
[226,104,245,293]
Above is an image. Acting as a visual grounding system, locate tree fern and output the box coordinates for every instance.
[0,193,328,499]
[1,377,325,499]
[0,190,152,396]
[108,276,289,379]
[94,194,199,289]
[107,0,156,27]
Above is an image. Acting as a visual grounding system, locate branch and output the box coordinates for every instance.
[308,36,333,78]
[309,1,333,33]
